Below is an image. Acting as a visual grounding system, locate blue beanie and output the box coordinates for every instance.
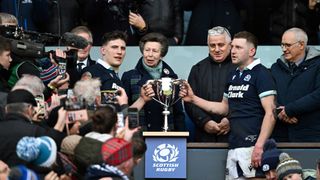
[16,136,57,167]
[261,139,282,172]
[9,165,39,180]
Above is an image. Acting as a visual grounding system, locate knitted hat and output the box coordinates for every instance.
[8,165,38,180]
[16,136,57,167]
[261,139,282,172]
[101,138,132,166]
[40,63,59,85]
[7,89,37,106]
[276,153,303,180]
[61,135,82,156]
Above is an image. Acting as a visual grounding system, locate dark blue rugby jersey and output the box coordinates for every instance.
[84,59,123,91]
[223,59,276,149]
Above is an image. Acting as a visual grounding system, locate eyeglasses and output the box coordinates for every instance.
[208,26,231,38]
[280,41,300,49]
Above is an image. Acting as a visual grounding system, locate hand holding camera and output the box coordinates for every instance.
[64,97,88,124]
[101,90,120,104]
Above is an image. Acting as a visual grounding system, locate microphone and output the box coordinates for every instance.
[60,32,89,49]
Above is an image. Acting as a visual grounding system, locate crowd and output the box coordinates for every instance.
[1,0,320,45]
[0,3,320,179]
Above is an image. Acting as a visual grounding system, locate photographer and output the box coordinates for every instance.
[82,0,147,45]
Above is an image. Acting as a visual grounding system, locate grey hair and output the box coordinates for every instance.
[12,75,45,96]
[0,13,18,25]
[71,26,93,44]
[73,79,101,105]
[5,103,30,115]
[208,26,232,43]
[285,27,308,46]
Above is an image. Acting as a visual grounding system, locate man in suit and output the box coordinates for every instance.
[68,26,96,88]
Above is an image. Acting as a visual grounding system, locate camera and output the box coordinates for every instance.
[101,90,119,104]
[0,25,86,62]
[34,94,47,119]
[64,97,88,124]
[57,58,67,79]
[128,107,139,129]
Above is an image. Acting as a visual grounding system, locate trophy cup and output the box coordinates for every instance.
[147,77,185,132]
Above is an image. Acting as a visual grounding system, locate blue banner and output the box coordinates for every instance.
[145,138,187,178]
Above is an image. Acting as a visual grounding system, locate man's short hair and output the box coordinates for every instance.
[71,26,93,44]
[0,13,18,25]
[5,103,31,115]
[284,27,308,46]
[233,31,258,50]
[208,26,232,42]
[101,31,128,46]
[139,32,169,57]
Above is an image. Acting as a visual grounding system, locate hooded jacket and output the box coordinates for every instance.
[270,46,320,141]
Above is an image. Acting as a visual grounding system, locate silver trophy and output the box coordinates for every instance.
[147,77,185,132]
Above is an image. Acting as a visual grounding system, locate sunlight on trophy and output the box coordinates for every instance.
[146,77,186,132]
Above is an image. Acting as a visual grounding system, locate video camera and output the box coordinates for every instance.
[0,25,89,60]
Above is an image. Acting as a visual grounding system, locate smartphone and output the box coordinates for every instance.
[276,107,283,115]
[34,94,46,117]
[101,90,118,104]
[66,109,88,124]
[58,61,67,79]
[128,107,139,129]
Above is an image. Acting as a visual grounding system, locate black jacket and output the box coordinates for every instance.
[185,55,236,142]
[139,0,184,44]
[81,0,139,45]
[32,0,81,36]
[269,0,320,45]
[182,0,243,45]
[0,113,66,167]
[0,65,10,93]
[67,56,96,88]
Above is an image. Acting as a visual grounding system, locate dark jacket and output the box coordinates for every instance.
[0,92,7,121]
[182,0,243,45]
[81,0,139,45]
[83,62,122,91]
[139,0,184,44]
[67,56,96,88]
[270,47,320,142]
[0,113,66,167]
[269,0,320,45]
[0,65,10,93]
[185,55,236,142]
[32,0,81,36]
[121,58,185,131]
